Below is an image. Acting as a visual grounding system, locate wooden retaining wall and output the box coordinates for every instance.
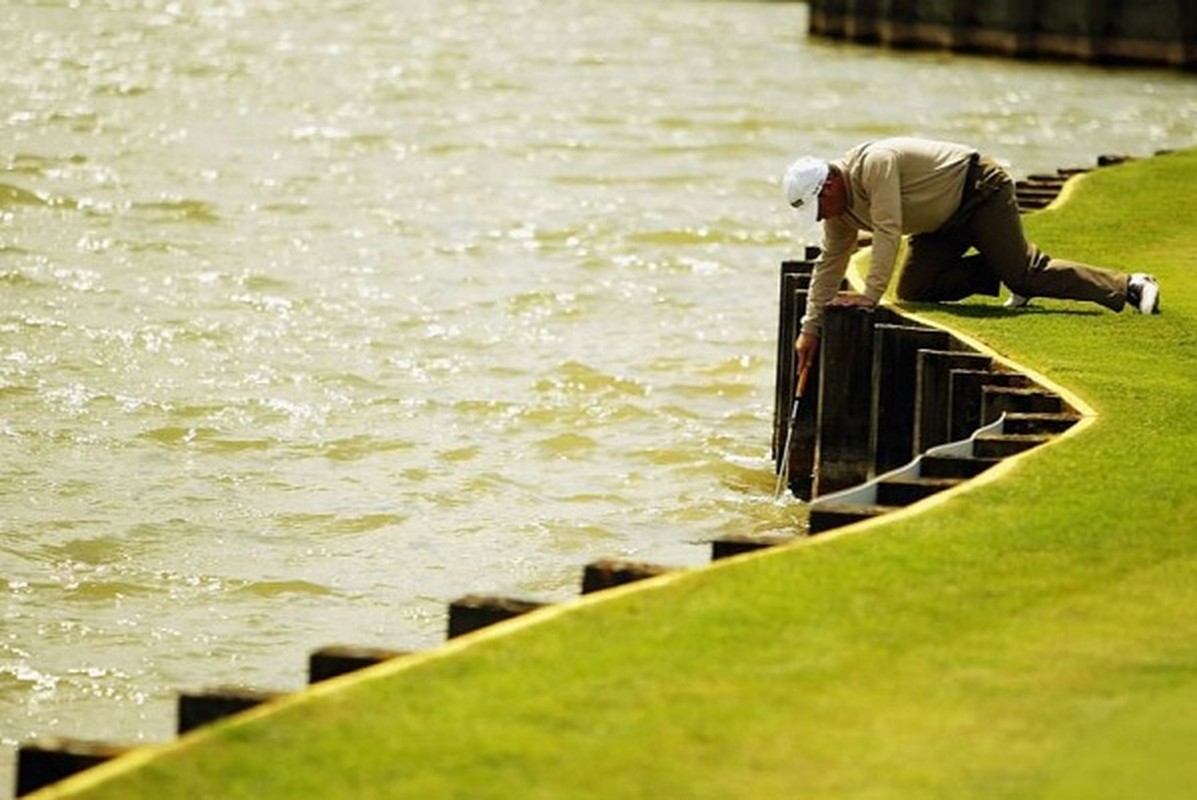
[806,0,1197,70]
[771,263,1081,509]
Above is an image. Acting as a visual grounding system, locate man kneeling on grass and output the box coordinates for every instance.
[783,136,1161,375]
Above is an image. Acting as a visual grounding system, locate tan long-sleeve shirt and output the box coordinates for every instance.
[801,137,976,335]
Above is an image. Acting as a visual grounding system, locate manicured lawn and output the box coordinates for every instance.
[37,150,1197,800]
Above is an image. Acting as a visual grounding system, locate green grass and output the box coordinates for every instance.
[39,150,1197,799]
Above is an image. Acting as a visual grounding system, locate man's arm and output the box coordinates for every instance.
[799,217,858,336]
[795,217,860,375]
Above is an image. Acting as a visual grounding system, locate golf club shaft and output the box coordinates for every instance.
[773,363,812,499]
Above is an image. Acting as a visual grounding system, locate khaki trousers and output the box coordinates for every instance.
[895,157,1128,311]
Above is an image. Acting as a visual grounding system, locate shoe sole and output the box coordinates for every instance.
[1137,280,1160,314]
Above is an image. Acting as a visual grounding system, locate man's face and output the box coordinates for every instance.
[816,174,847,221]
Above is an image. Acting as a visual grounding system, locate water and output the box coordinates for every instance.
[2,0,1194,791]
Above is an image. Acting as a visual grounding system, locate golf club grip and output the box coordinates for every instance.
[795,363,811,399]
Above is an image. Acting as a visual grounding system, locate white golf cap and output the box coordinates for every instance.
[782,156,829,234]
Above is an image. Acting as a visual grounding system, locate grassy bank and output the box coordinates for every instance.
[34,149,1197,799]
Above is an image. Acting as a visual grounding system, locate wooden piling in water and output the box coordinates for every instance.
[807,0,1197,69]
[773,262,811,434]
[581,559,673,594]
[308,645,411,684]
[772,260,810,455]
[16,739,130,798]
[447,594,548,639]
[177,686,284,735]
[809,502,893,534]
[773,257,822,500]
[710,534,794,560]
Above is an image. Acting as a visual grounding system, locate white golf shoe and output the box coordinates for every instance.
[1127,273,1161,314]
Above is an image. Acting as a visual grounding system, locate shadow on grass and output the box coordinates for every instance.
[894,300,1106,319]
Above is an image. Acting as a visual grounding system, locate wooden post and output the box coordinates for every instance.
[773,252,824,501]
[949,0,975,51]
[813,305,877,497]
[948,370,1029,441]
[980,385,1065,425]
[869,324,952,475]
[581,559,673,594]
[878,0,922,47]
[710,534,793,560]
[16,739,130,797]
[177,687,283,735]
[308,646,410,684]
[844,0,882,43]
[974,432,1052,459]
[447,594,548,639]
[1183,1,1197,68]
[914,350,993,453]
[809,0,848,38]
[1006,0,1040,57]
[1001,412,1080,436]
[1081,0,1114,61]
[773,260,812,459]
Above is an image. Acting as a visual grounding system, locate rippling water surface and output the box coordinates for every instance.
[2,0,1195,789]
